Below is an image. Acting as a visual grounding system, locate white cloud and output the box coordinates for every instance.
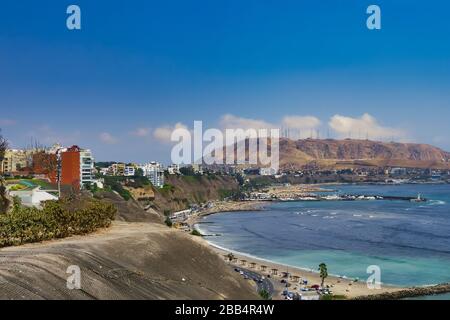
[329,113,405,140]
[153,122,188,143]
[281,115,321,130]
[219,114,276,130]
[130,127,151,137]
[99,132,118,144]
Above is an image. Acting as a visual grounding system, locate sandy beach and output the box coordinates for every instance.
[203,239,402,299]
[186,198,403,299]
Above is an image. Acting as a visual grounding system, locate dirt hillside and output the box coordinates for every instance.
[0,222,258,300]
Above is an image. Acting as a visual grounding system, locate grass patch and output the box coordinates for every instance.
[30,179,54,189]
[8,184,26,191]
[259,289,271,300]
[159,184,175,194]
[191,229,203,237]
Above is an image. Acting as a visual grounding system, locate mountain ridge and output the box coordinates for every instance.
[279,138,450,170]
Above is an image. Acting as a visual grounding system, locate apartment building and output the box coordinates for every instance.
[141,161,165,188]
[124,166,136,176]
[79,149,95,186]
[110,163,125,176]
[0,149,30,175]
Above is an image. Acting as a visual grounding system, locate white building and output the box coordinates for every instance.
[79,149,95,187]
[99,167,110,176]
[9,187,58,209]
[141,162,165,188]
[192,164,204,175]
[124,166,136,176]
[167,164,180,175]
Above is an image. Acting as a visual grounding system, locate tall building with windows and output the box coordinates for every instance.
[39,145,94,190]
[79,149,94,186]
[141,161,164,188]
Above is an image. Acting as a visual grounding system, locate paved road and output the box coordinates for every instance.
[233,267,274,298]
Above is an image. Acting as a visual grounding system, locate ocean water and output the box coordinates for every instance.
[199,184,450,291]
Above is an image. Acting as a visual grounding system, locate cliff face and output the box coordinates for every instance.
[279,138,450,169]
[151,175,239,214]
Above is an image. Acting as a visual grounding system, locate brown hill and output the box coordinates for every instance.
[279,138,450,170]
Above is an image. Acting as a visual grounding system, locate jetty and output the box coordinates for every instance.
[353,283,450,300]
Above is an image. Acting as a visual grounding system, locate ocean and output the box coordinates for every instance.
[198,184,450,297]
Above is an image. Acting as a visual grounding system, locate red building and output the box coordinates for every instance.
[59,146,82,190]
[32,145,94,190]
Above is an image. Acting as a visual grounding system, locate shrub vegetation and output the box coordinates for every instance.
[0,197,116,248]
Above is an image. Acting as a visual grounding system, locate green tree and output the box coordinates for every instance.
[180,166,195,176]
[164,216,173,227]
[191,229,202,236]
[135,168,144,177]
[226,252,235,263]
[259,289,271,300]
[318,263,328,288]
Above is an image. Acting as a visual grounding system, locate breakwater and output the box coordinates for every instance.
[353,283,450,300]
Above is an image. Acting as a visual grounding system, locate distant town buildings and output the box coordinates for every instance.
[0,145,95,191]
[111,163,125,176]
[167,164,180,175]
[191,164,203,175]
[124,166,136,177]
[45,145,95,190]
[0,149,31,174]
[98,161,166,188]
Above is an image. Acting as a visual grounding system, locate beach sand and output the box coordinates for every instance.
[203,241,402,299]
[186,200,402,299]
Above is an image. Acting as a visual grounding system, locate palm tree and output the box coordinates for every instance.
[318,263,328,288]
[226,253,235,263]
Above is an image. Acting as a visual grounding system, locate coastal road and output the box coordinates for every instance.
[233,267,275,298]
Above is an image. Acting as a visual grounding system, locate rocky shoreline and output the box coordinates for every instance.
[353,283,450,300]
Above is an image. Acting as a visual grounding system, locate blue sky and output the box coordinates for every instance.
[1,0,450,162]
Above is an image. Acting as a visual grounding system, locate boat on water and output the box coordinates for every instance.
[410,193,426,203]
